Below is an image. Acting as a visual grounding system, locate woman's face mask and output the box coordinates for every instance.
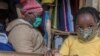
[32,16,42,28]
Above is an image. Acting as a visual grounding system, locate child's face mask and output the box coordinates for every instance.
[76,14,100,41]
[77,27,97,41]
[32,16,42,28]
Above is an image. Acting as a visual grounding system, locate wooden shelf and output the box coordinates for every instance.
[0,51,43,56]
[51,29,77,36]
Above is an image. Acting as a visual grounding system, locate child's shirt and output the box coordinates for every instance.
[60,35,100,56]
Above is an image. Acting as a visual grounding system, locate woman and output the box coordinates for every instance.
[6,0,47,54]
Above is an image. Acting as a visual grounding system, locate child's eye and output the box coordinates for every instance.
[76,25,83,29]
[88,25,93,28]
[78,26,83,29]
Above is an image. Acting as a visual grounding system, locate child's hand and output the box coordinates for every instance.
[44,50,52,56]
[44,49,60,56]
[51,49,59,56]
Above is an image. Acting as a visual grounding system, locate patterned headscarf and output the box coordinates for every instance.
[20,0,43,15]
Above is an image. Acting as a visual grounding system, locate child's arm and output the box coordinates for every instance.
[59,38,70,56]
[44,36,75,56]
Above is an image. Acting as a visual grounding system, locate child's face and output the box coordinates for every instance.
[76,13,97,31]
[76,13,98,41]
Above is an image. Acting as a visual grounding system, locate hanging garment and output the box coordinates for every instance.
[57,0,65,31]
[54,35,63,49]
[41,0,54,4]
[43,9,52,49]
[47,6,53,49]
[52,0,58,29]
[66,0,74,32]
[43,11,49,47]
[42,10,51,50]
[63,0,68,32]
[46,19,51,50]
[40,11,45,35]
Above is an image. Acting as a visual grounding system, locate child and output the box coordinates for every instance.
[59,7,100,56]
[44,7,100,56]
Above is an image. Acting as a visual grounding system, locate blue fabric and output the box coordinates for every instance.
[0,43,14,51]
[54,35,63,49]
[43,11,49,46]
[66,0,74,32]
[0,23,14,51]
[0,32,15,51]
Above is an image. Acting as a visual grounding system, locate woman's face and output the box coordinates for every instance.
[24,10,42,24]
[24,11,36,24]
[76,13,97,31]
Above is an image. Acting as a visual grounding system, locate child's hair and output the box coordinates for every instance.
[74,7,100,25]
